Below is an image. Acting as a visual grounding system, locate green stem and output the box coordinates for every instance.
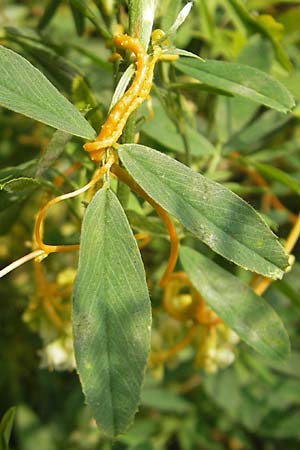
[206,142,223,175]
[178,121,192,166]
[128,0,156,49]
[117,113,137,208]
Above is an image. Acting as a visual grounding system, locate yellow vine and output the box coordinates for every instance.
[83,33,164,161]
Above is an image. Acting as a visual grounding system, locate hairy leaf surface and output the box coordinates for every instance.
[0,45,95,139]
[73,188,151,437]
[119,144,289,278]
[180,246,290,361]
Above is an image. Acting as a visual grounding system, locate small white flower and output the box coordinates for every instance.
[39,331,75,371]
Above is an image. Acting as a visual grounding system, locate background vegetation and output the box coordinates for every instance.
[1,1,300,449]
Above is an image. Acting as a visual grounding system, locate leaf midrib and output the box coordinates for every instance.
[102,194,116,435]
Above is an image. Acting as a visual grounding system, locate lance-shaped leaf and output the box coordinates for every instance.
[73,188,151,437]
[0,45,96,139]
[35,130,72,177]
[118,144,289,279]
[253,162,300,194]
[180,246,290,361]
[0,407,16,450]
[175,58,295,113]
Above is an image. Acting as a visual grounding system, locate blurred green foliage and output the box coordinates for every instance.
[1,0,300,449]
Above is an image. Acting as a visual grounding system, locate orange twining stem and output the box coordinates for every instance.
[284,213,300,255]
[237,163,297,224]
[34,154,115,255]
[84,34,162,161]
[163,271,222,325]
[111,164,178,287]
[151,324,197,365]
[254,213,300,296]
[163,272,195,321]
[53,162,82,188]
[0,155,115,279]
[42,295,65,330]
[135,232,151,249]
[33,262,69,330]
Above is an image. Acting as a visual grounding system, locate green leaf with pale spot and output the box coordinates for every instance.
[119,144,289,279]
[0,45,96,139]
[180,246,290,361]
[73,188,151,437]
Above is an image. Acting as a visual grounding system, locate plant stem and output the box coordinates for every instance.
[0,250,45,279]
[117,112,136,208]
[112,164,179,287]
[178,119,192,166]
[128,0,156,49]
[116,1,155,207]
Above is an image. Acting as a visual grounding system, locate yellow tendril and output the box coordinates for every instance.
[34,153,115,255]
[254,213,300,296]
[83,32,168,161]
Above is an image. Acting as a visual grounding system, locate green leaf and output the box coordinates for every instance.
[261,350,300,378]
[110,64,135,110]
[126,210,167,237]
[203,366,270,430]
[216,35,273,143]
[141,387,192,413]
[175,58,295,113]
[141,104,215,156]
[225,109,291,154]
[69,0,111,39]
[119,144,289,279]
[0,161,39,213]
[72,76,102,131]
[0,177,40,212]
[246,139,300,163]
[262,412,300,439]
[4,27,83,95]
[180,246,290,361]
[38,0,62,30]
[35,130,72,177]
[163,48,204,60]
[0,177,40,194]
[14,405,56,450]
[167,2,193,35]
[0,407,16,450]
[0,160,36,182]
[0,45,96,139]
[132,443,154,450]
[70,2,86,36]
[225,0,292,70]
[268,379,300,410]
[253,162,300,194]
[73,188,151,437]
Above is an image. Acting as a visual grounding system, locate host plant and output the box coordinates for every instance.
[0,0,299,440]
